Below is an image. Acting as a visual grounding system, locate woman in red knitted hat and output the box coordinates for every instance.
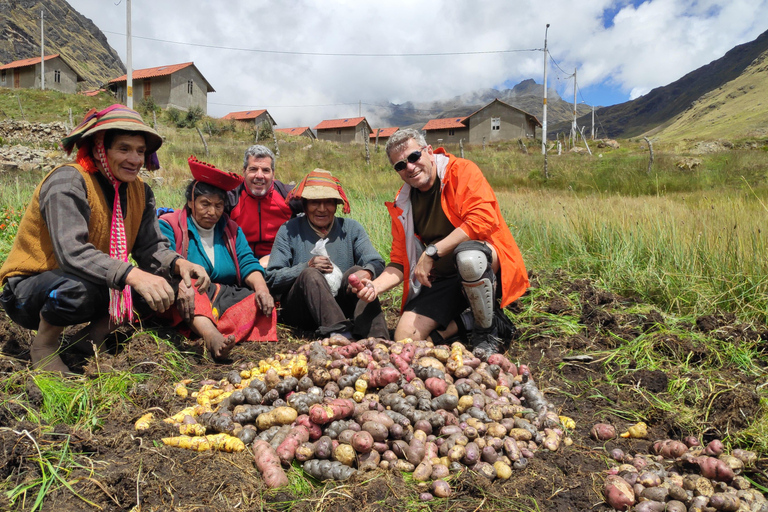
[158,157,276,360]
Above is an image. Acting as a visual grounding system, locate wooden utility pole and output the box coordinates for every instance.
[374,128,380,152]
[644,136,653,174]
[542,23,549,156]
[364,125,370,164]
[571,68,577,147]
[271,122,279,157]
[459,139,464,159]
[196,126,209,156]
[591,105,595,140]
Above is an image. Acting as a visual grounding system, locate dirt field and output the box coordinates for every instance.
[0,271,765,511]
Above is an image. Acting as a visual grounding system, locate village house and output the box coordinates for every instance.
[369,127,399,144]
[275,127,316,140]
[422,99,541,146]
[223,109,276,127]
[314,117,372,143]
[0,54,84,94]
[108,62,214,114]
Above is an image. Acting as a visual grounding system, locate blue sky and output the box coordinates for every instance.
[64,0,768,127]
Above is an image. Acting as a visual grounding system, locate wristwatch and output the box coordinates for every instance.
[425,244,439,261]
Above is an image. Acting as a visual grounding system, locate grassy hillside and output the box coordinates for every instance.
[651,50,768,143]
[0,0,125,89]
[551,29,768,139]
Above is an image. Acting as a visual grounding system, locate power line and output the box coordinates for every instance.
[102,30,541,57]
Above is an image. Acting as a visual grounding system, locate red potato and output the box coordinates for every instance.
[358,450,380,471]
[652,439,688,459]
[351,431,374,454]
[365,367,400,388]
[294,415,323,441]
[604,474,635,511]
[487,353,516,374]
[390,354,416,381]
[253,440,289,488]
[590,423,617,441]
[276,425,310,465]
[425,377,448,397]
[400,343,416,364]
[695,456,735,482]
[332,342,365,359]
[704,439,724,456]
[309,399,356,424]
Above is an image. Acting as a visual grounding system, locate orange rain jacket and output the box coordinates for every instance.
[385,148,529,311]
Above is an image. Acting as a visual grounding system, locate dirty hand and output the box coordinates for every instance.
[176,280,196,323]
[175,259,211,293]
[308,256,333,274]
[125,268,175,313]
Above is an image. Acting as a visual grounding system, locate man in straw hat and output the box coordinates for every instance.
[0,104,211,374]
[266,169,389,340]
[351,128,528,357]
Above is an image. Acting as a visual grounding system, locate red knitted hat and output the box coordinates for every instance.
[188,156,243,191]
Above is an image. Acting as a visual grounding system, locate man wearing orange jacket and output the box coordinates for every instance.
[353,128,529,357]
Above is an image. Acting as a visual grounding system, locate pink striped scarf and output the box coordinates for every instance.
[94,133,133,324]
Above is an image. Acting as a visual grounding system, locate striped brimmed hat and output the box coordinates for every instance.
[61,104,163,161]
[286,168,351,214]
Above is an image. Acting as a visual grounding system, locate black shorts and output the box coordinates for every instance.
[403,274,468,330]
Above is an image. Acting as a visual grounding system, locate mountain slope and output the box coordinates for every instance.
[552,29,768,139]
[0,0,125,89]
[652,49,768,141]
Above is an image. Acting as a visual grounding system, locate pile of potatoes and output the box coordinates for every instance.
[159,335,570,496]
[603,437,765,512]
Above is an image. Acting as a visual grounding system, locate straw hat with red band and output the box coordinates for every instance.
[188,156,243,191]
[286,169,351,214]
[61,104,163,171]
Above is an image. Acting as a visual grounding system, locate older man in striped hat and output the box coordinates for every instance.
[266,169,389,340]
[0,104,210,374]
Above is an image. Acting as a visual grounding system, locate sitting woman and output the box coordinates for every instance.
[159,157,276,359]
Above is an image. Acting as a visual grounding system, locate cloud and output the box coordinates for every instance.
[67,0,768,126]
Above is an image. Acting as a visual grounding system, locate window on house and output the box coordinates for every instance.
[491,117,500,130]
[187,80,193,94]
[144,80,151,99]
[54,70,61,83]
[337,130,341,135]
[448,129,455,136]
[0,70,5,83]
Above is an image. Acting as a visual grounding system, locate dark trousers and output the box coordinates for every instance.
[281,266,389,340]
[1,270,111,330]
[1,269,166,330]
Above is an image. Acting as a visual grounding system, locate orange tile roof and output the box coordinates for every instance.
[275,127,312,135]
[109,62,215,91]
[314,117,367,130]
[422,117,468,131]
[369,127,399,138]
[80,89,105,97]
[222,109,268,121]
[0,54,60,70]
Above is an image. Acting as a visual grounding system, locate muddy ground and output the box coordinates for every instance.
[0,271,766,511]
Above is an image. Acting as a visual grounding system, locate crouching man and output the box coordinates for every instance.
[352,129,528,357]
[0,105,210,373]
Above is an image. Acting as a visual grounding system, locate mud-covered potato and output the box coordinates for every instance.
[590,423,616,441]
[604,474,635,511]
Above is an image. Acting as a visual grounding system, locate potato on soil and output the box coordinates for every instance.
[590,423,616,441]
[431,479,452,498]
[604,474,635,511]
[334,443,356,466]
[163,433,245,453]
[276,425,310,465]
[253,440,289,488]
[256,406,298,430]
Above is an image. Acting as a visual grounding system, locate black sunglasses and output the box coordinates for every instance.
[393,149,424,172]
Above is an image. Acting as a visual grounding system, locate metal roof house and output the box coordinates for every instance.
[314,117,372,143]
[0,54,84,94]
[222,109,276,127]
[275,126,316,139]
[108,62,214,114]
[422,99,541,146]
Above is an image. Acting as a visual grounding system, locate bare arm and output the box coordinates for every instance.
[413,227,471,287]
[245,271,274,316]
[355,266,404,303]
